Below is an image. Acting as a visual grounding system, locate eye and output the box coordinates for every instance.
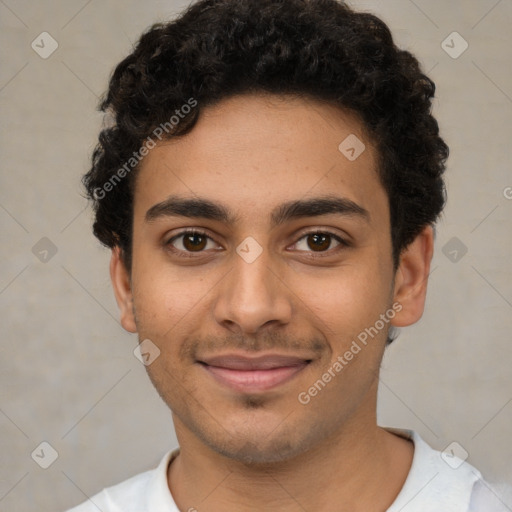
[292,230,348,256]
[165,230,220,257]
[164,229,349,259]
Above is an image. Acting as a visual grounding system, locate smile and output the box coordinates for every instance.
[198,354,311,393]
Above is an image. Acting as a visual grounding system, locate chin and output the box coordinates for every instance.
[207,434,302,465]
[193,411,323,466]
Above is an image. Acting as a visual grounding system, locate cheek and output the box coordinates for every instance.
[292,264,391,332]
[131,263,212,345]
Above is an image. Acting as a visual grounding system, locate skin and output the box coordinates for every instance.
[110,93,434,511]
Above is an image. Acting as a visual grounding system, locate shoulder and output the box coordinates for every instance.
[385,428,483,511]
[64,449,179,512]
[65,468,154,512]
[469,479,512,512]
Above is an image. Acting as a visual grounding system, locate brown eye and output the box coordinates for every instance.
[182,233,207,251]
[166,230,218,256]
[307,233,331,251]
[293,230,348,257]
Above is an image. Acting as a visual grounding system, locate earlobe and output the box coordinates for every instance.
[110,247,137,333]
[391,225,434,328]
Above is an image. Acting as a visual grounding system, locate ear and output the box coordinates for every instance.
[391,225,434,327]
[110,246,137,333]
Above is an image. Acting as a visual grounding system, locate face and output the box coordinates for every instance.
[111,93,432,463]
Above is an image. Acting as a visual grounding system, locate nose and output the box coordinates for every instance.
[213,248,293,335]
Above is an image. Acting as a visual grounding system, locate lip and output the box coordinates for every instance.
[198,353,311,393]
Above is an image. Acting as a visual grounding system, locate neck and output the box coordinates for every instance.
[167,386,413,511]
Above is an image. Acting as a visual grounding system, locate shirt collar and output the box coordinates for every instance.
[144,429,481,511]
[385,427,481,511]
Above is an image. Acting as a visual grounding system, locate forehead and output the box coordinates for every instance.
[132,93,388,228]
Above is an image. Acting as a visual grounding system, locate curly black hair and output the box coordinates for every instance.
[83,0,448,274]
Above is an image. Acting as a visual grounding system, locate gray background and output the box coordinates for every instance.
[1,0,511,510]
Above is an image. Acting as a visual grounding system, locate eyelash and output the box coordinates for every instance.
[164,229,349,259]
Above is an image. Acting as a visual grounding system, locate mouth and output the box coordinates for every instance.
[197,354,312,393]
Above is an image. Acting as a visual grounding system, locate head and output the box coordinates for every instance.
[84,0,447,463]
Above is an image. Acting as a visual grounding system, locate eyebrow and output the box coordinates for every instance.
[145,194,370,227]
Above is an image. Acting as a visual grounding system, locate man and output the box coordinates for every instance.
[68,0,509,510]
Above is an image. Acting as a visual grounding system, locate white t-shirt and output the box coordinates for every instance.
[66,429,511,511]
